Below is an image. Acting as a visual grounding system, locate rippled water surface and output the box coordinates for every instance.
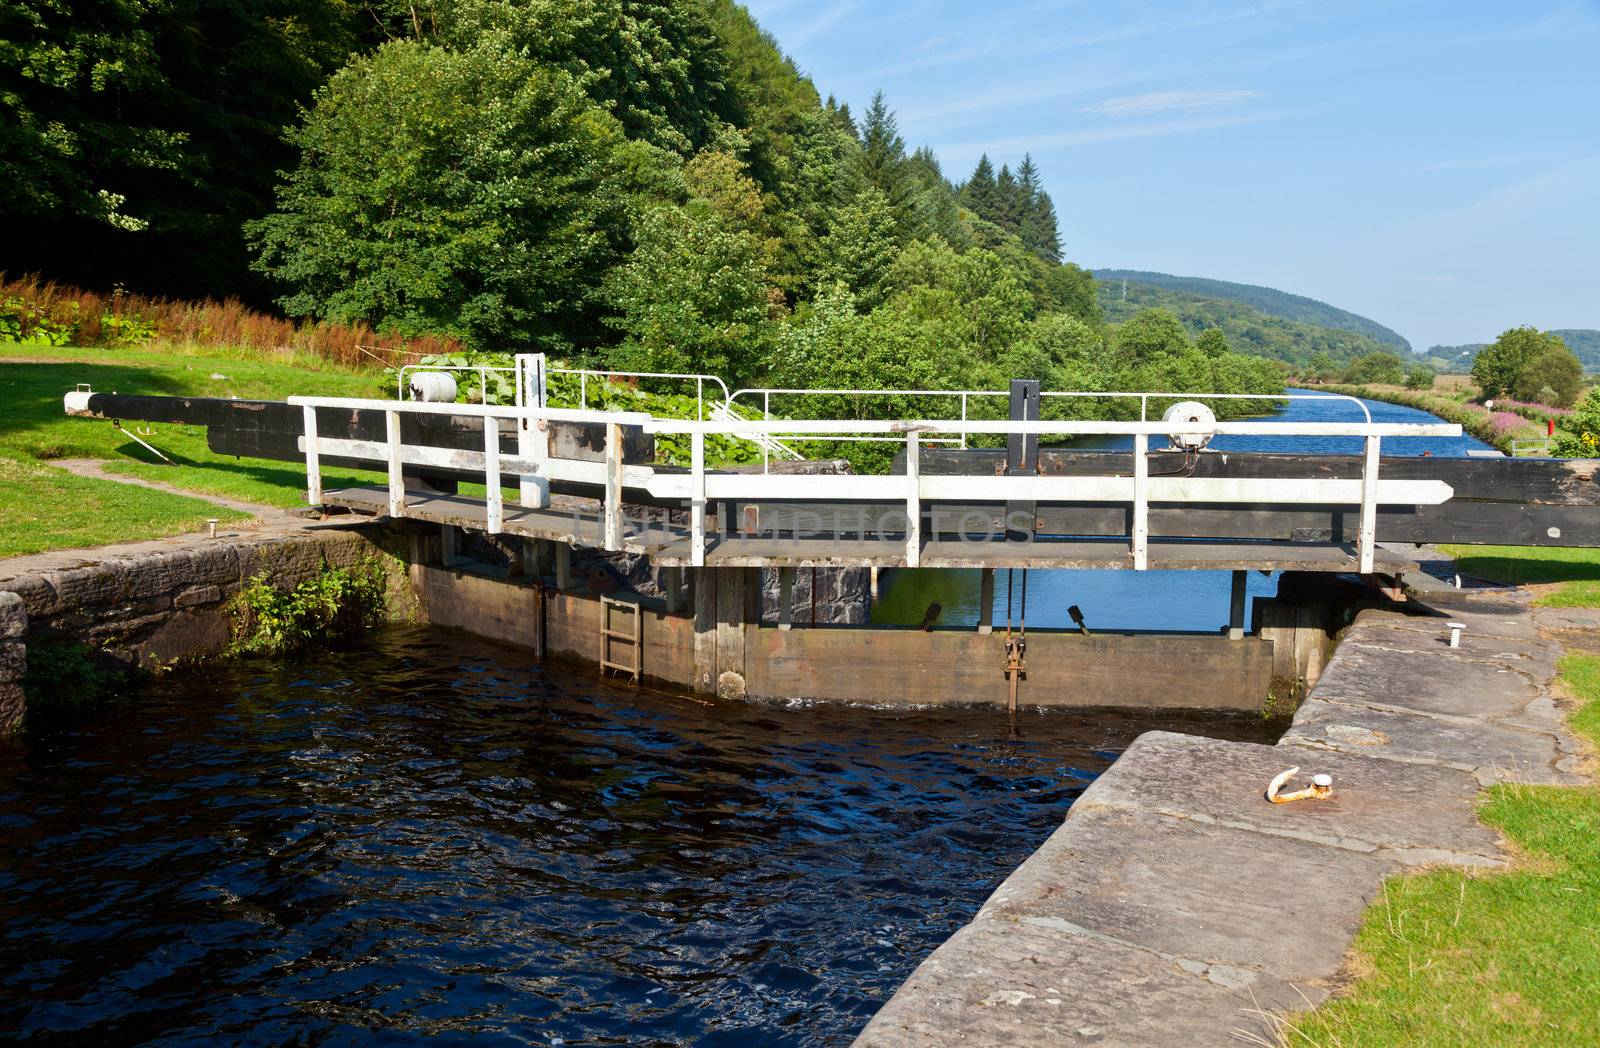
[0,628,1276,1046]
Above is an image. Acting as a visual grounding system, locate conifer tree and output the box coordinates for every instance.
[851,90,920,239]
[961,155,997,217]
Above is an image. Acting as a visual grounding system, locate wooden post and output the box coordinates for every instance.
[301,404,322,507]
[385,409,405,518]
[554,542,572,591]
[664,566,685,614]
[692,567,717,694]
[1227,569,1247,640]
[978,568,995,634]
[778,566,795,630]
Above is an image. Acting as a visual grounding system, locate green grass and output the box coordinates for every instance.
[1439,544,1600,608]
[0,343,389,556]
[1282,653,1600,1047]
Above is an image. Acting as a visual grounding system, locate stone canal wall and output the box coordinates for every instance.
[0,523,414,732]
[1,521,1324,731]
[851,589,1586,1047]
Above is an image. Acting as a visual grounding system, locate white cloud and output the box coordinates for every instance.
[940,110,1285,162]
[1084,89,1262,118]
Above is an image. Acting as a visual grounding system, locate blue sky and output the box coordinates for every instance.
[743,0,1600,350]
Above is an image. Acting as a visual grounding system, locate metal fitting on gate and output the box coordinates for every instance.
[1266,766,1334,804]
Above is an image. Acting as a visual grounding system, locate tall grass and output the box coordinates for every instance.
[0,273,464,370]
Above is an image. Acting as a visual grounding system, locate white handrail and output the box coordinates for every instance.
[290,392,1459,573]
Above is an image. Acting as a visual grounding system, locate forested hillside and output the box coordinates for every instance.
[2,0,1281,418]
[1425,330,1600,372]
[1096,270,1411,352]
[1096,277,1400,368]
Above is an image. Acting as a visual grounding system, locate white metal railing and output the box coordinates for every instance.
[726,388,1375,469]
[287,393,1460,575]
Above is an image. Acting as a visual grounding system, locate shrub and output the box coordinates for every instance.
[229,562,388,656]
[21,642,127,715]
[0,272,465,368]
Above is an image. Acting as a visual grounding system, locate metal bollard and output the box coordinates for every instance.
[1448,622,1464,648]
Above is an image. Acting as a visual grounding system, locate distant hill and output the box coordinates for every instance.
[1096,276,1403,367]
[1094,269,1411,353]
[1422,330,1600,372]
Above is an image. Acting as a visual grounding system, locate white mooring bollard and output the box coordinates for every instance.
[1448,621,1465,648]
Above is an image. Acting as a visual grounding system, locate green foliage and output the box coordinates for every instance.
[1554,387,1600,457]
[229,562,388,656]
[1428,330,1600,373]
[1512,343,1584,407]
[1472,326,1573,400]
[443,0,739,155]
[248,40,627,351]
[1094,270,1411,352]
[1343,350,1407,385]
[1,295,76,345]
[814,187,898,309]
[1403,361,1434,389]
[21,641,127,715]
[0,0,368,295]
[961,152,1062,263]
[604,196,772,383]
[1195,327,1230,359]
[1098,277,1401,369]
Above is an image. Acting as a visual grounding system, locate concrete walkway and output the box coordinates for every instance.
[853,588,1589,1047]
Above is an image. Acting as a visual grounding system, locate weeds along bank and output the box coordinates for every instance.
[0,523,416,732]
[1,273,461,369]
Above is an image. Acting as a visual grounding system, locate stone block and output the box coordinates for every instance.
[1282,698,1581,786]
[979,806,1397,986]
[852,917,1292,1048]
[1310,633,1541,720]
[1074,732,1504,866]
[173,584,223,609]
[0,590,24,640]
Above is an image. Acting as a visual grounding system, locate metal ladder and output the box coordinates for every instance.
[600,595,642,681]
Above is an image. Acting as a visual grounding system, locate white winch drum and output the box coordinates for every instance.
[1161,400,1217,451]
[407,371,459,403]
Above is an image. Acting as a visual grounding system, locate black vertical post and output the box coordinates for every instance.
[1005,379,1041,541]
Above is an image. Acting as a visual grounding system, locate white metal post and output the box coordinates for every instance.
[301,404,322,507]
[515,353,550,509]
[1132,432,1149,570]
[385,409,404,518]
[604,421,623,551]
[1359,434,1380,573]
[905,432,921,567]
[484,416,502,533]
[690,431,706,567]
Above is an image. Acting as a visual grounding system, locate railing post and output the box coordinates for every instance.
[1359,433,1380,574]
[484,415,502,533]
[385,409,404,518]
[301,404,322,507]
[905,431,921,567]
[604,421,623,551]
[1132,432,1148,570]
[516,353,550,509]
[691,431,706,567]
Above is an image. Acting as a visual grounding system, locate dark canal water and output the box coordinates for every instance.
[873,391,1494,633]
[0,628,1275,1046]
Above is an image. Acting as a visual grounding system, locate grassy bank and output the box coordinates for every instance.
[1309,381,1528,453]
[1439,544,1600,608]
[1282,544,1600,1046]
[0,344,389,556]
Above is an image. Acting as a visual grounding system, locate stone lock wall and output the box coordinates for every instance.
[0,525,415,732]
